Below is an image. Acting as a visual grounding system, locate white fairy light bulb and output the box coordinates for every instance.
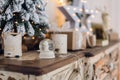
[66,7,70,10]
[91,15,95,18]
[24,36,26,39]
[37,5,41,8]
[79,8,83,12]
[32,36,35,40]
[75,28,79,31]
[77,19,81,22]
[90,10,94,13]
[82,25,86,29]
[88,20,91,23]
[89,28,93,32]
[58,0,65,5]
[73,8,77,11]
[39,28,41,31]
[0,28,1,30]
[72,14,76,17]
[22,19,25,22]
[95,10,99,13]
[85,9,89,13]
[13,14,16,16]
[81,0,87,3]
[15,21,18,24]
[87,31,90,35]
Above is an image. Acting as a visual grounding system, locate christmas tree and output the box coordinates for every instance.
[0,0,50,38]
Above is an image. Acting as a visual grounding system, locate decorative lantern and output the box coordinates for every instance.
[3,32,22,57]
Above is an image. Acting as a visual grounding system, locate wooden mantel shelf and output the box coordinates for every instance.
[0,41,119,76]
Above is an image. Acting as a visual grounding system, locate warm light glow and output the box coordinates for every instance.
[95,10,99,13]
[79,8,83,12]
[87,31,90,35]
[75,28,79,31]
[85,9,89,13]
[32,22,34,24]
[58,0,65,5]
[24,36,26,39]
[82,25,86,29]
[13,14,16,16]
[88,20,91,23]
[32,36,35,40]
[81,0,87,3]
[72,14,76,17]
[22,19,25,22]
[73,8,77,11]
[89,28,93,32]
[66,7,70,10]
[90,10,94,13]
[15,21,18,24]
[77,19,81,22]
[91,15,95,18]
[39,28,41,31]
[37,5,41,8]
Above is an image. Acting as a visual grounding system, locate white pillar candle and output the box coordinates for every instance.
[3,33,22,57]
[51,34,67,54]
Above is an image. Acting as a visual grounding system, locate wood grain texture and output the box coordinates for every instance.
[0,41,119,76]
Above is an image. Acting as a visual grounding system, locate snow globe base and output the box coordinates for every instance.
[39,51,55,59]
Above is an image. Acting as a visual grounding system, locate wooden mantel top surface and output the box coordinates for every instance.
[0,41,119,76]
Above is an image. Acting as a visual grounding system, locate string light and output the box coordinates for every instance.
[15,21,18,24]
[77,19,81,22]
[13,14,16,16]
[39,28,41,31]
[82,25,86,30]
[32,36,35,40]
[37,5,41,8]
[91,15,95,18]
[79,8,83,12]
[72,14,76,17]
[95,10,99,13]
[87,31,90,35]
[24,32,26,35]
[24,36,26,39]
[90,10,94,13]
[88,20,91,23]
[66,7,70,10]
[58,0,65,5]
[85,9,89,13]
[81,0,87,3]
[75,28,79,31]
[32,22,34,24]
[0,28,1,30]
[73,8,77,11]
[22,19,25,22]
[89,28,93,32]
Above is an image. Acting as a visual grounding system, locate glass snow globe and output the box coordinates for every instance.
[39,39,55,59]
